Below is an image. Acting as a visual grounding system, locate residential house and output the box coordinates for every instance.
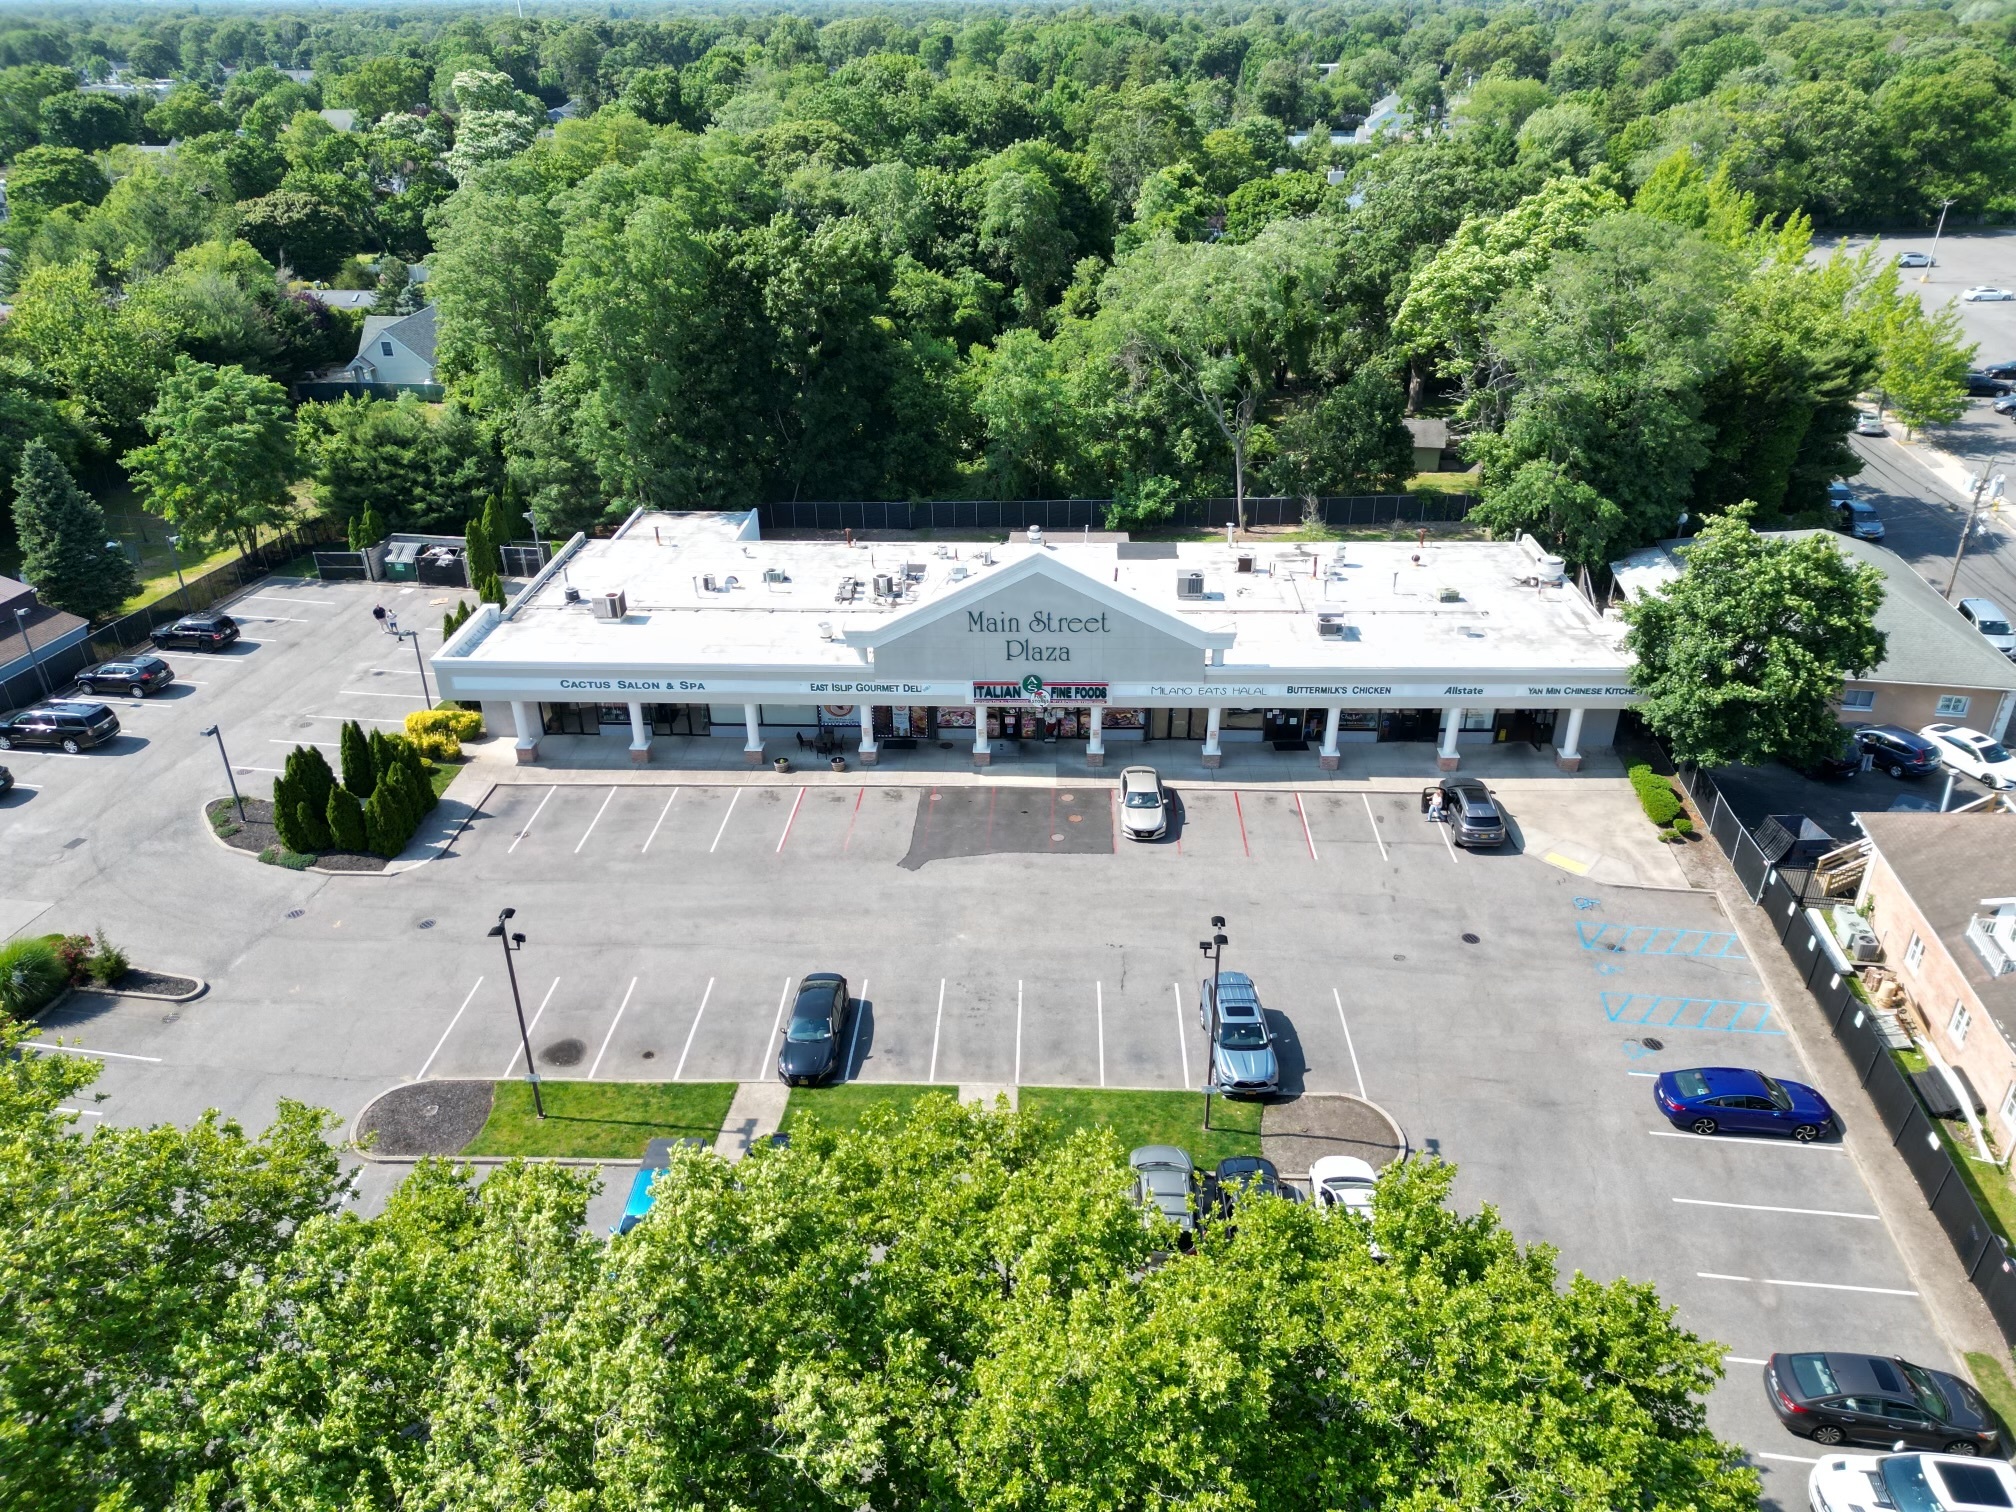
[1403,417,1455,474]
[0,576,90,707]
[329,303,439,394]
[1354,93,1410,143]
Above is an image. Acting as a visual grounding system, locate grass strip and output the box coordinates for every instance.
[1967,1353,2016,1436]
[463,1079,737,1158]
[780,1082,937,1135]
[1018,1087,1262,1166]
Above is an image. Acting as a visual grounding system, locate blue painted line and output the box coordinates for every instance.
[1602,992,1781,1034]
[1577,922,1746,960]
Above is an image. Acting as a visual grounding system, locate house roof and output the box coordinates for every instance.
[1858,808,2016,1037]
[318,109,358,132]
[1609,531,2016,694]
[354,303,437,367]
[1404,417,1450,450]
[0,596,89,687]
[311,289,377,310]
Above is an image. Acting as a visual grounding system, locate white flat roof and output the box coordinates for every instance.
[450,512,1627,681]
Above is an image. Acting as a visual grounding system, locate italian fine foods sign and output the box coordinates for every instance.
[973,676,1109,705]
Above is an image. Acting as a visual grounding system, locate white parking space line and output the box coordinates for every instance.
[508,787,555,853]
[55,1107,104,1117]
[299,714,407,725]
[1675,1197,1879,1221]
[501,977,562,1076]
[1295,794,1318,861]
[757,977,792,1080]
[364,668,424,676]
[1758,1453,1820,1465]
[1173,981,1191,1088]
[241,593,336,606]
[709,790,741,853]
[589,977,639,1079]
[28,1043,163,1063]
[235,767,284,775]
[1697,1272,1919,1297]
[672,977,714,1081]
[1332,988,1367,1098]
[1437,819,1459,863]
[1096,980,1106,1088]
[1726,1355,1769,1366]
[416,977,485,1080]
[574,790,616,854]
[235,614,315,623]
[1648,1129,1845,1150]
[1360,793,1388,860]
[269,739,340,749]
[5,783,42,791]
[339,690,427,700]
[846,977,869,1080]
[1626,1070,1658,1077]
[928,978,946,1083]
[642,790,678,852]
[1015,979,1024,1086]
[776,787,805,852]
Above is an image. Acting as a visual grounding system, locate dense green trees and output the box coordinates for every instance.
[124,357,297,557]
[11,440,137,618]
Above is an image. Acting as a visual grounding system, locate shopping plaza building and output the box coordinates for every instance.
[432,510,1637,772]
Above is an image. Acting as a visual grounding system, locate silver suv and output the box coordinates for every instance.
[1200,971,1279,1096]
[1959,596,2016,658]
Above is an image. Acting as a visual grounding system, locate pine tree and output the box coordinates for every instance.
[12,441,139,620]
[326,785,367,851]
[359,508,385,547]
[463,511,495,586]
[282,745,335,822]
[368,727,397,788]
[483,491,513,572]
[479,571,504,606]
[397,739,436,812]
[362,782,409,858]
[339,720,374,800]
[270,771,310,853]
[293,798,331,851]
[346,516,359,551]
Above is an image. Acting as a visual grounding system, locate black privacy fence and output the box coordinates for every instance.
[0,522,341,715]
[1681,761,2016,1343]
[756,494,1478,533]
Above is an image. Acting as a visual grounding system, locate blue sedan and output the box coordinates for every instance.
[1655,1067,1835,1142]
[611,1136,709,1235]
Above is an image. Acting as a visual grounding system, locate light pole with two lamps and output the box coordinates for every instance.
[1198,915,1227,1130]
[488,907,543,1119]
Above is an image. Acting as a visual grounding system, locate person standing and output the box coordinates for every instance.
[372,604,388,633]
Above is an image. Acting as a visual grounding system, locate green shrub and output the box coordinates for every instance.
[257,846,315,870]
[406,729,460,760]
[340,719,375,800]
[1628,763,1684,827]
[0,937,66,1017]
[326,785,367,851]
[87,926,129,987]
[408,706,481,741]
[55,933,93,985]
[363,783,410,858]
[1672,816,1696,837]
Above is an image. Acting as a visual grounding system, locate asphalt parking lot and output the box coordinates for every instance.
[1822,229,2016,361]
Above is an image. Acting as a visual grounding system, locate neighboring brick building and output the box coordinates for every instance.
[1857,807,2016,1144]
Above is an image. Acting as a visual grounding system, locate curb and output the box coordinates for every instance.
[90,976,206,1003]
[198,792,477,878]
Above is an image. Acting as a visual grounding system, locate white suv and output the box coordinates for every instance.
[1959,596,2016,658]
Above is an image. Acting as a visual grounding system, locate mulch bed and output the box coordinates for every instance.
[99,969,202,998]
[207,797,387,873]
[1260,1095,1409,1177]
[356,1080,496,1157]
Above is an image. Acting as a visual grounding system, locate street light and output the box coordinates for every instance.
[523,508,545,566]
[487,907,543,1118]
[165,533,190,611]
[13,607,51,700]
[1198,915,1228,1130]
[1924,198,1958,283]
[199,724,246,821]
[393,627,433,706]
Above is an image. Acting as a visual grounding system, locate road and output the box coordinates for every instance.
[1848,425,2016,615]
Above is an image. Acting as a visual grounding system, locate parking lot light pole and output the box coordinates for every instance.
[13,607,52,700]
[199,725,246,821]
[489,907,542,1119]
[1924,198,1957,282]
[1198,916,1227,1131]
[394,627,434,707]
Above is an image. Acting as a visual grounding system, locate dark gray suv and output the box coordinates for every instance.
[0,701,120,753]
[1422,776,1509,847]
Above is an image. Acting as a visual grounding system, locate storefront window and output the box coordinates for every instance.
[1221,708,1264,730]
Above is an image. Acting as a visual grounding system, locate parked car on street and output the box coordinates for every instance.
[1118,765,1168,841]
[1810,1454,2016,1512]
[612,1137,710,1236]
[1854,410,1887,436]
[1199,970,1279,1096]
[1959,597,2016,658]
[1204,1155,1295,1222]
[1833,496,1886,540]
[1799,727,1866,780]
[1420,775,1509,847]
[1129,1145,1198,1237]
[1767,1352,2002,1454]
[1964,286,2016,302]
[74,654,174,697]
[0,701,120,753]
[1921,724,2016,788]
[776,971,850,1086]
[1897,251,1936,268]
[152,612,240,650]
[1654,1065,1835,1141]
[1855,724,1942,778]
[1969,372,2014,397]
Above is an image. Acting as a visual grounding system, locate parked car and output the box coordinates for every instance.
[1959,597,2016,658]
[1964,286,2016,302]
[1420,776,1509,847]
[152,612,239,651]
[612,1137,709,1236]
[1968,372,2014,397]
[1129,1145,1198,1237]
[1199,970,1279,1096]
[1856,724,1942,778]
[1205,1155,1295,1221]
[1811,1454,2016,1512]
[1833,496,1886,540]
[1767,1352,2003,1455]
[1310,1154,1386,1259]
[1993,394,2016,415]
[776,971,850,1086]
[1828,480,1858,505]
[1986,359,2016,380]
[1118,765,1168,840]
[1655,1066,1835,1141]
[74,653,174,697]
[1799,726,1867,780]
[1854,410,1887,436]
[0,765,12,795]
[0,701,120,754]
[1897,251,1937,268]
[1921,723,2016,788]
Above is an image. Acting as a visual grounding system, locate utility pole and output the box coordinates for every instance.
[1923,198,1957,284]
[1198,915,1227,1131]
[1947,464,2005,600]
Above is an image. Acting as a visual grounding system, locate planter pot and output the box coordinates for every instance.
[773,758,792,773]
[830,757,847,772]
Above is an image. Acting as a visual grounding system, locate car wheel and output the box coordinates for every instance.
[76,680,94,695]
[60,739,80,755]
[1810,1426,1845,1447]
[1689,1116,1718,1136]
[1792,1124,1822,1143]
[1945,1441,1983,1457]
[1887,762,1906,778]
[0,735,11,750]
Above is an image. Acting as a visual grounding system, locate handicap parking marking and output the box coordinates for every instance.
[1578,921,1747,959]
[1605,992,1780,1034]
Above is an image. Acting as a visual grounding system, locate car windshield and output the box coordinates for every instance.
[785,1016,831,1042]
[1759,1074,1793,1111]
[1983,742,2013,763]
[1673,1070,1711,1098]
[1218,1022,1268,1049]
[1881,1457,1949,1512]
[1124,790,1160,807]
[1900,1361,1953,1421]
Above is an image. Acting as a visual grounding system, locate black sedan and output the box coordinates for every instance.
[1767,1352,2002,1456]
[776,972,850,1086]
[0,701,120,753]
[75,653,174,697]
[152,612,239,651]
[1205,1155,1298,1222]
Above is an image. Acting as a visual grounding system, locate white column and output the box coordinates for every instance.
[511,699,540,766]
[627,701,651,765]
[743,702,763,765]
[1318,705,1342,769]
[1438,706,1463,770]
[1085,705,1105,767]
[1556,706,1586,772]
[1202,705,1223,768]
[973,706,992,766]
[858,703,879,765]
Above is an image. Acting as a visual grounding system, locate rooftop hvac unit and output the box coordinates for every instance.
[949,565,970,581]
[978,550,994,566]
[1028,526,1045,547]
[701,574,718,593]
[1235,552,1256,574]
[1177,570,1206,600]
[762,567,788,584]
[1317,615,1346,639]
[873,573,895,599]
[592,590,628,621]
[903,562,925,580]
